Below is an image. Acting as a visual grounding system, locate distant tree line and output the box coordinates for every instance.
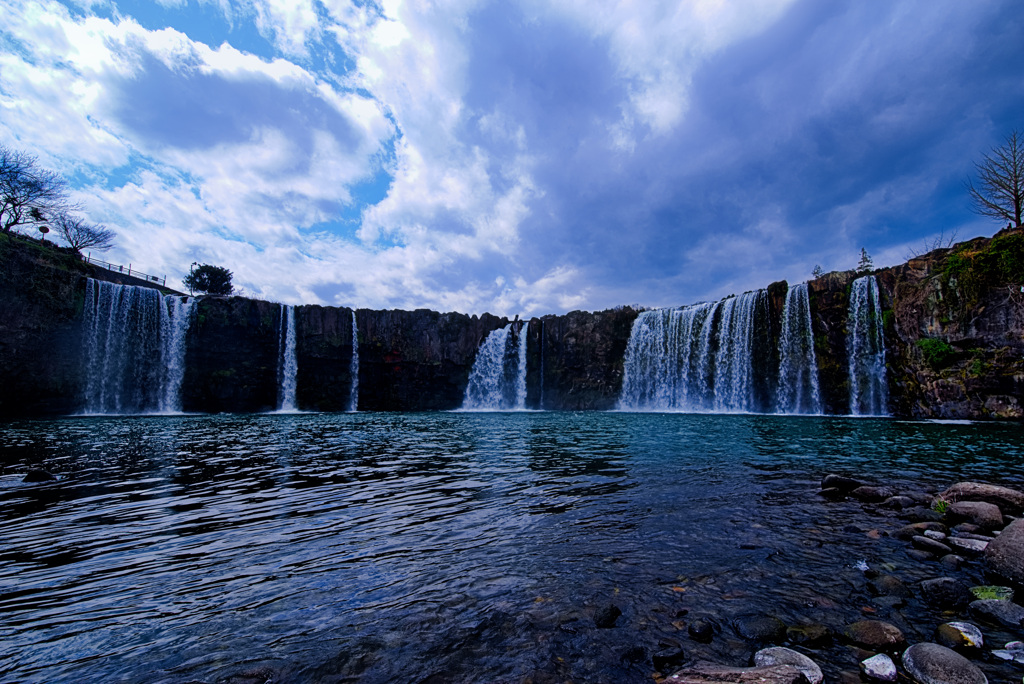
[0,144,114,253]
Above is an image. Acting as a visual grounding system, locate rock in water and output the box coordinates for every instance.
[754,646,823,684]
[947,501,1004,530]
[593,603,621,628]
[821,474,864,492]
[968,599,1024,628]
[733,614,787,644]
[919,577,974,609]
[935,621,984,650]
[940,482,1024,514]
[664,661,806,684]
[23,469,55,482]
[860,653,898,682]
[984,518,1024,585]
[842,620,906,651]
[901,642,988,684]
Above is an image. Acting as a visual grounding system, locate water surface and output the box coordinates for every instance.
[1,413,1021,682]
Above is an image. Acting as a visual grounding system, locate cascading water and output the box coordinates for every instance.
[82,279,194,414]
[461,322,527,410]
[848,275,888,416]
[776,283,822,414]
[277,304,298,411]
[619,291,764,412]
[349,309,359,412]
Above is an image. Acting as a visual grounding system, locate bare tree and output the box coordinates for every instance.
[967,129,1024,228]
[52,212,116,252]
[0,145,71,234]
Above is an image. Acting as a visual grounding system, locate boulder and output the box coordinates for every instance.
[664,661,806,684]
[919,578,973,610]
[754,647,823,684]
[940,482,1024,514]
[860,653,898,682]
[901,642,988,684]
[934,621,984,650]
[947,501,1004,530]
[983,517,1024,585]
[968,599,1024,628]
[842,620,906,652]
[23,469,55,482]
[733,615,787,644]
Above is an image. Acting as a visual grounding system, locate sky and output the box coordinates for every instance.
[1,0,1022,316]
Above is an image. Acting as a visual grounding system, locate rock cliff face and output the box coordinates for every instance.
[1,230,1021,418]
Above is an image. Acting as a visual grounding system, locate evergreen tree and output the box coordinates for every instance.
[856,248,873,274]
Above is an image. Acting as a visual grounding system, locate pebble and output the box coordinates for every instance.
[913,535,953,555]
[753,646,823,684]
[859,653,898,682]
[923,529,947,541]
[842,620,906,652]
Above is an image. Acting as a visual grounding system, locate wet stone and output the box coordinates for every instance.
[664,661,806,684]
[851,486,896,503]
[902,506,946,523]
[935,621,983,650]
[919,577,974,610]
[924,529,948,541]
[908,549,935,562]
[940,554,966,570]
[883,495,914,510]
[23,469,56,483]
[652,640,687,672]
[953,523,983,535]
[946,537,988,555]
[733,615,787,644]
[983,518,1024,585]
[860,653,898,682]
[901,642,988,684]
[948,501,1004,530]
[969,599,1024,628]
[842,620,906,652]
[821,474,864,492]
[893,522,947,540]
[753,646,823,684]
[593,604,621,628]
[940,482,1024,514]
[913,535,953,556]
[870,575,910,598]
[819,487,845,501]
[687,617,717,643]
[786,624,832,649]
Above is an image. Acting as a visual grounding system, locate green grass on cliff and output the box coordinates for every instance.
[942,230,1024,305]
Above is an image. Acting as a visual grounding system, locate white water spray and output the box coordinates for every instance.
[848,275,888,416]
[349,309,359,412]
[462,322,527,410]
[776,283,822,414]
[277,304,298,411]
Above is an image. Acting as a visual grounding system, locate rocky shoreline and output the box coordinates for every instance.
[658,477,1024,684]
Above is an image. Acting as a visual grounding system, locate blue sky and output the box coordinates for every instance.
[1,0,1021,315]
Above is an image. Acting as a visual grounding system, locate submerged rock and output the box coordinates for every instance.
[913,535,954,556]
[851,486,896,503]
[821,474,864,492]
[23,469,55,482]
[860,653,898,682]
[664,661,806,684]
[901,642,988,684]
[919,577,974,610]
[935,621,984,650]
[785,624,832,649]
[687,616,718,643]
[753,646,823,684]
[733,614,787,644]
[940,554,966,570]
[842,620,906,652]
[946,537,988,555]
[593,603,622,628]
[894,522,948,540]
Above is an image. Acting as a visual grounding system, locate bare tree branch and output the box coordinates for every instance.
[52,212,116,253]
[966,130,1024,228]
[0,145,72,235]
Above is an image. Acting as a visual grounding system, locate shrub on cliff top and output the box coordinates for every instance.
[942,231,1024,304]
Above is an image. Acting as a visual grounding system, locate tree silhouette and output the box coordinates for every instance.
[0,145,70,235]
[967,130,1023,228]
[184,263,234,295]
[856,248,873,274]
[53,213,116,253]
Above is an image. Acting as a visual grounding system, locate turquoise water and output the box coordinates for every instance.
[1,413,1021,682]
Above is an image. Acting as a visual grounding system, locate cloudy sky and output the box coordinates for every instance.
[1,0,1021,315]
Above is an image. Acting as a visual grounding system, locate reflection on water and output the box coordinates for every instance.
[0,413,1022,683]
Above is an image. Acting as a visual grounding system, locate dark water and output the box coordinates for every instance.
[1,412,1022,683]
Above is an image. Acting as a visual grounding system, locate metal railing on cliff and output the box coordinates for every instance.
[85,254,166,286]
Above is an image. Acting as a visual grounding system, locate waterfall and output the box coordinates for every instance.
[277,304,298,411]
[83,279,194,414]
[349,309,359,412]
[848,275,888,416]
[619,291,764,412]
[538,319,545,410]
[776,283,822,414]
[462,322,527,410]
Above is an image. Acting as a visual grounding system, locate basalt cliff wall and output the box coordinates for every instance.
[1,230,1021,419]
